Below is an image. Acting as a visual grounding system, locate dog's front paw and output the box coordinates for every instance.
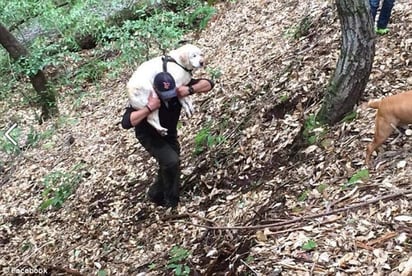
[183,102,194,117]
[183,106,192,117]
[158,128,168,136]
[179,97,194,117]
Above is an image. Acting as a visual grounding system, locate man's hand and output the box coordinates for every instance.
[147,91,161,111]
[176,85,191,97]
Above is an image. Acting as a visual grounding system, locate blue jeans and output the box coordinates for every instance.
[369,0,395,29]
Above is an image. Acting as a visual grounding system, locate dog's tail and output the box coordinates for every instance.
[367,99,381,109]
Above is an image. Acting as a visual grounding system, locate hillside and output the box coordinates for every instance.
[1,0,412,275]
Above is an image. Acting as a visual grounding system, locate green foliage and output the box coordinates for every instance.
[21,241,33,252]
[97,269,108,276]
[284,15,313,40]
[342,169,369,189]
[103,11,186,65]
[186,4,215,30]
[340,111,357,123]
[301,239,317,251]
[206,66,222,81]
[303,114,326,145]
[25,126,55,149]
[245,255,254,264]
[14,55,45,77]
[39,163,84,210]
[297,190,309,202]
[0,0,216,105]
[279,94,289,103]
[25,127,41,147]
[148,263,157,270]
[317,183,328,193]
[0,126,21,155]
[194,124,225,155]
[167,246,191,276]
[76,59,108,83]
[0,124,57,155]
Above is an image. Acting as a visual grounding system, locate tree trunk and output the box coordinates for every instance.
[0,22,58,122]
[316,0,375,125]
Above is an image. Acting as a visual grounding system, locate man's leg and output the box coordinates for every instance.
[369,0,380,22]
[160,136,181,208]
[137,132,181,207]
[147,170,165,205]
[377,0,395,30]
[160,163,180,208]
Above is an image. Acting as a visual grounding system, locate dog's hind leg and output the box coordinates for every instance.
[389,123,405,145]
[365,116,395,165]
[147,110,168,136]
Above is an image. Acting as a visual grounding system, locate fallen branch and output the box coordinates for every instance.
[355,231,398,251]
[367,231,398,246]
[162,212,217,225]
[266,215,342,236]
[189,189,412,230]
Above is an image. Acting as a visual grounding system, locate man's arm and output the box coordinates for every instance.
[176,79,214,97]
[121,92,161,129]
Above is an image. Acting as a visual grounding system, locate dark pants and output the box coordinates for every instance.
[137,131,181,208]
[370,0,395,29]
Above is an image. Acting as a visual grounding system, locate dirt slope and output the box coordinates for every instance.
[1,0,411,275]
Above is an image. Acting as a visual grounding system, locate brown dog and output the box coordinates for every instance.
[365,90,412,165]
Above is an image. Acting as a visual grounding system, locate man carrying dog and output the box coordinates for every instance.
[121,72,214,208]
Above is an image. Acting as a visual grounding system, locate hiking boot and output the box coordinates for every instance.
[147,189,179,208]
[376,28,389,35]
[147,182,179,208]
[147,190,165,206]
[147,182,165,206]
[163,196,179,209]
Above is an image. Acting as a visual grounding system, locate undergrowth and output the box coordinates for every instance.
[0,0,215,103]
[39,163,85,211]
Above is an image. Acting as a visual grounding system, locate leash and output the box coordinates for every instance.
[162,55,193,75]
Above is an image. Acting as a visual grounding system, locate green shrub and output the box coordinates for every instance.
[342,169,369,189]
[194,124,225,155]
[207,67,222,81]
[301,239,317,251]
[186,4,215,30]
[0,125,21,155]
[167,246,191,276]
[0,0,216,102]
[303,114,326,145]
[39,163,84,210]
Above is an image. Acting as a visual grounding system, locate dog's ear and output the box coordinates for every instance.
[179,52,190,67]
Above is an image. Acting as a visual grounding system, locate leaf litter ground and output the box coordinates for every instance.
[1,0,411,275]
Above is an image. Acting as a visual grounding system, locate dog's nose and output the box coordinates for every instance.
[200,60,205,67]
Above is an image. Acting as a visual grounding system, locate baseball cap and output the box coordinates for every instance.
[154,72,177,101]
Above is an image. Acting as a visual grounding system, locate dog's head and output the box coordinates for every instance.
[170,44,204,70]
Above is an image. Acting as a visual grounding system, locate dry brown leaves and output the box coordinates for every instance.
[1,0,412,275]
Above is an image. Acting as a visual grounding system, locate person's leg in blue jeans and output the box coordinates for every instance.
[369,0,380,21]
[377,0,395,30]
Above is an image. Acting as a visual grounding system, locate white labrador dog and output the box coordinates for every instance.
[127,44,204,136]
